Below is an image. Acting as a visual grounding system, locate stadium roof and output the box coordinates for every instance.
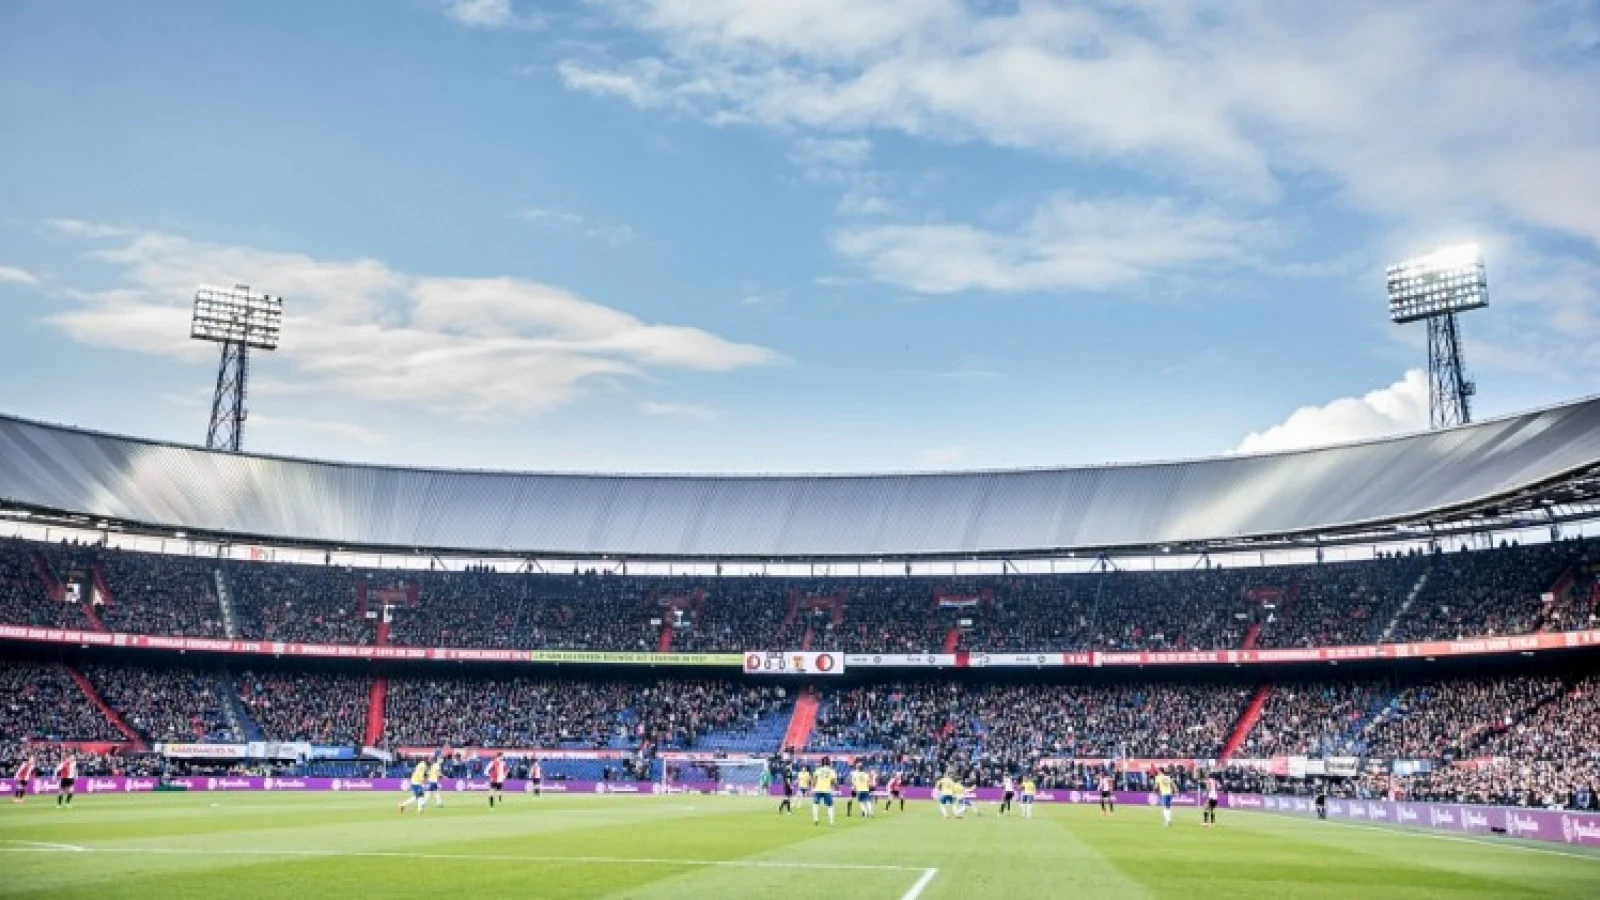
[2,399,1600,561]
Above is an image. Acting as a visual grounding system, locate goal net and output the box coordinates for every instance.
[658,756,769,796]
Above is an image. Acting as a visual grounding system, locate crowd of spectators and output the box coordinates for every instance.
[386,572,660,651]
[1088,569,1259,651]
[381,676,786,752]
[236,670,368,745]
[1387,541,1584,642]
[83,664,237,744]
[0,540,85,629]
[1244,680,1391,757]
[1359,675,1566,761]
[228,562,371,645]
[668,581,806,652]
[809,681,1249,786]
[3,536,1597,654]
[1255,558,1422,649]
[94,549,224,638]
[0,660,124,743]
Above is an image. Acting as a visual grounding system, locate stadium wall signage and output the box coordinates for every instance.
[742,651,846,675]
[4,624,1598,668]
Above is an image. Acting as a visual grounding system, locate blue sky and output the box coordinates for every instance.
[1,0,1597,473]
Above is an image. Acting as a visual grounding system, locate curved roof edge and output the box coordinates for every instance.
[2,398,1600,560]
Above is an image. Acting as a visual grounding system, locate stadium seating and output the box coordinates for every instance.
[2,536,1593,654]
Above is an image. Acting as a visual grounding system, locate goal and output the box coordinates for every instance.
[658,756,770,796]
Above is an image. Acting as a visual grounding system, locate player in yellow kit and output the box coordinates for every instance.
[797,767,812,798]
[1154,769,1176,828]
[1020,775,1038,819]
[936,774,959,819]
[849,767,874,818]
[427,754,445,807]
[398,759,429,814]
[810,758,838,826]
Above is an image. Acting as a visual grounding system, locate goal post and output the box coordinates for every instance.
[658,756,770,796]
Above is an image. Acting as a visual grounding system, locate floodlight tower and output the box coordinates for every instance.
[1385,245,1487,429]
[190,284,282,451]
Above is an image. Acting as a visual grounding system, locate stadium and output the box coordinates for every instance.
[2,400,1599,898]
[6,4,1600,899]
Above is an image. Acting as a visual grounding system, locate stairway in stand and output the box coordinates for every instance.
[781,689,821,753]
[657,624,674,653]
[218,669,264,741]
[213,568,241,639]
[67,665,147,750]
[1219,684,1272,763]
[942,627,961,653]
[363,618,390,748]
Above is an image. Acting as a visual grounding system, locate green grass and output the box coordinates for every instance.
[1,792,1597,898]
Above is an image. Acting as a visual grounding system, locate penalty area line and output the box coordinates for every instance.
[0,841,88,852]
[902,867,939,900]
[0,846,928,872]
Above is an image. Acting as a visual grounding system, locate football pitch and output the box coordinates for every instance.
[2,793,1596,898]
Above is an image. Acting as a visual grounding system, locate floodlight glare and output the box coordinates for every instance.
[1386,243,1487,324]
[189,283,283,452]
[1384,244,1487,429]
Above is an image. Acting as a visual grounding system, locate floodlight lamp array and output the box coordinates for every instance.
[1386,244,1488,324]
[190,284,283,350]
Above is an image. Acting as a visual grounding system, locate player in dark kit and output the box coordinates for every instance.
[1314,782,1328,820]
[777,769,794,815]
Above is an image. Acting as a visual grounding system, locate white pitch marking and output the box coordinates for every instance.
[0,841,88,852]
[901,867,939,900]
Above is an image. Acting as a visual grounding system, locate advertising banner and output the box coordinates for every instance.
[742,651,846,675]
[4,624,1599,670]
[1257,795,1600,849]
[156,743,249,760]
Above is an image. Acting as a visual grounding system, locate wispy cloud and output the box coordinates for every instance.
[638,401,718,421]
[44,220,781,419]
[1235,370,1428,454]
[0,265,40,285]
[515,206,633,246]
[833,194,1274,294]
[563,1,1600,248]
[443,0,539,30]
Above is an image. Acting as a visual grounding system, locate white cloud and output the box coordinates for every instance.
[834,194,1272,294]
[789,136,872,169]
[567,0,1600,247]
[443,0,537,30]
[557,61,668,108]
[515,206,634,245]
[43,218,132,238]
[1235,370,1428,454]
[46,222,780,418]
[638,401,718,421]
[0,265,40,285]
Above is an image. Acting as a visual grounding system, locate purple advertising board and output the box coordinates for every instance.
[5,777,1597,851]
[1252,793,1600,849]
